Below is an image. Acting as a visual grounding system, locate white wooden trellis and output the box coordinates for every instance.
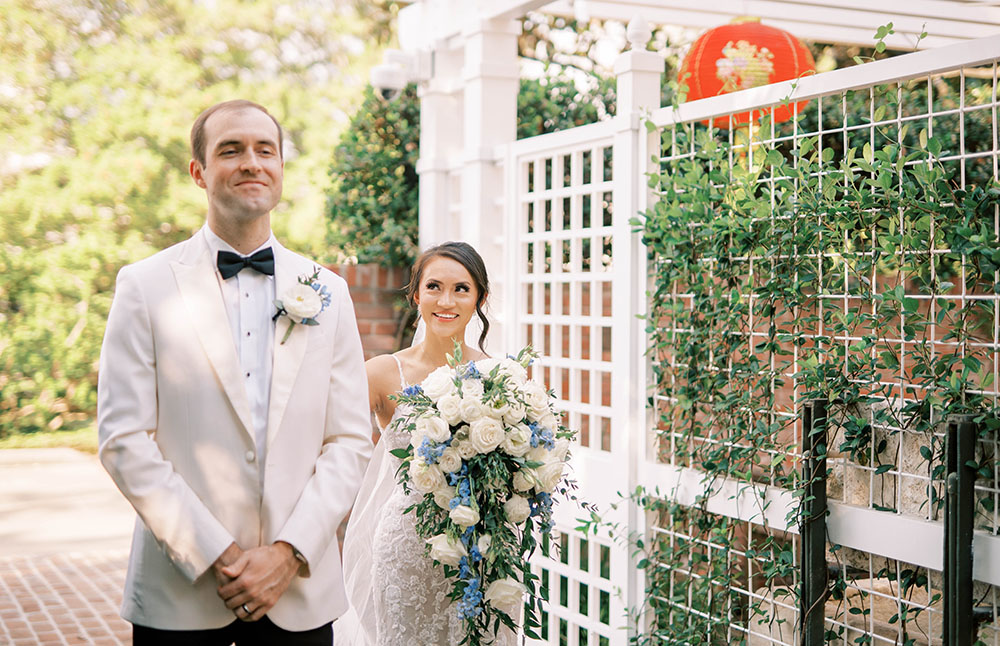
[395,1,1000,642]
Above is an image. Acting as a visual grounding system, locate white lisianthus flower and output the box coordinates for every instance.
[433,485,456,510]
[282,284,323,321]
[484,578,526,612]
[512,469,535,492]
[415,414,451,443]
[476,358,500,376]
[534,461,565,493]
[449,504,480,527]
[455,439,478,460]
[437,446,463,473]
[410,459,446,494]
[422,366,456,402]
[459,396,486,423]
[499,357,528,384]
[477,533,492,556]
[504,494,531,524]
[437,394,463,426]
[426,534,467,566]
[502,398,527,425]
[485,398,511,420]
[526,446,549,465]
[469,417,505,454]
[501,425,532,457]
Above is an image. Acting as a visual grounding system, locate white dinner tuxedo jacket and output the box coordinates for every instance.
[97,228,373,631]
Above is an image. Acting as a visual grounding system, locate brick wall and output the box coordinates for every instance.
[329,263,410,360]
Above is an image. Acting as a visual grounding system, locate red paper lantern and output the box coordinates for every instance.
[678,17,816,129]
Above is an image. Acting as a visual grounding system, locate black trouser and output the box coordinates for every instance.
[133,617,333,646]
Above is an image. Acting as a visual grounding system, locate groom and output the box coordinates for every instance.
[98,100,373,644]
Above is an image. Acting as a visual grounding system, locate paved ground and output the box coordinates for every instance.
[0,449,135,645]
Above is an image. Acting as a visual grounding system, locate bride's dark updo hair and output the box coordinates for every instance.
[406,242,490,352]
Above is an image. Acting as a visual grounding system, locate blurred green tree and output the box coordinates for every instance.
[0,0,393,435]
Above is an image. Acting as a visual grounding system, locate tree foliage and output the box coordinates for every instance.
[326,73,617,266]
[0,0,392,436]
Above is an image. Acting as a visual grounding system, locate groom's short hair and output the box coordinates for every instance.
[190,99,283,167]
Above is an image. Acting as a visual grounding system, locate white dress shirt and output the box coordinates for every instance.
[203,224,275,482]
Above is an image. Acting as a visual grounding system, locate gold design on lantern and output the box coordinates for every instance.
[715,40,775,92]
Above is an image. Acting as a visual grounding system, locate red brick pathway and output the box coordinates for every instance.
[0,549,131,646]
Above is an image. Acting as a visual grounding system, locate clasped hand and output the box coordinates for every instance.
[212,541,300,622]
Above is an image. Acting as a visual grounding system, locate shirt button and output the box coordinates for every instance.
[245,450,256,463]
[246,372,250,378]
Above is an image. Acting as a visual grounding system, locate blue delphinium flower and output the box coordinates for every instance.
[464,362,482,380]
[457,578,483,619]
[530,491,553,517]
[402,384,423,397]
[416,437,449,465]
[529,422,555,449]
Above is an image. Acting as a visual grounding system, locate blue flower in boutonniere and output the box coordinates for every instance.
[273,266,332,345]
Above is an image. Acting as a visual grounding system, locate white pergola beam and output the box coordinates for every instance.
[400,0,1000,54]
[541,0,1000,50]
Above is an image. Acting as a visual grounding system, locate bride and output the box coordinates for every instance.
[340,242,516,645]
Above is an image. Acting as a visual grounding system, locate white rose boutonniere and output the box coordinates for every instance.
[273,266,331,344]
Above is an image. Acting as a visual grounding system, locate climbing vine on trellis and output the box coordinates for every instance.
[627,78,1000,645]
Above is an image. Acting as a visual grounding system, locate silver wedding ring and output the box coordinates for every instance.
[241,603,250,615]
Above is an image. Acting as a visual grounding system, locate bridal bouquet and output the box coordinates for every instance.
[390,345,575,645]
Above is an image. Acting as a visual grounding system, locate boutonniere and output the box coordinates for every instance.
[273,266,331,344]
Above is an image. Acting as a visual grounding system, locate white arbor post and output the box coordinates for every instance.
[611,15,662,638]
[461,17,520,347]
[417,45,463,251]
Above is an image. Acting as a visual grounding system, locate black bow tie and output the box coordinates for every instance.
[217,247,275,279]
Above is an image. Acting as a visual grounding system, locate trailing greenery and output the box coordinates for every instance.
[629,75,1000,644]
[325,73,617,267]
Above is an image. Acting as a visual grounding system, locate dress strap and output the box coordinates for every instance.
[390,354,408,390]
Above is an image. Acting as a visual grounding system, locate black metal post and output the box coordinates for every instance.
[944,414,978,646]
[800,398,828,646]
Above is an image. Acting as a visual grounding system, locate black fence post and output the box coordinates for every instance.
[800,398,828,646]
[944,414,978,646]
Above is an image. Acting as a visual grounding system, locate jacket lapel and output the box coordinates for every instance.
[170,231,255,438]
[266,245,309,448]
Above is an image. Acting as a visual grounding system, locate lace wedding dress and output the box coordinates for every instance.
[340,356,516,646]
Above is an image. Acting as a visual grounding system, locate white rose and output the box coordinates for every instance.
[512,469,535,492]
[449,504,480,527]
[422,366,456,402]
[282,284,323,321]
[504,494,531,524]
[469,417,505,454]
[500,357,528,383]
[437,446,463,473]
[502,398,527,425]
[437,394,463,426]
[426,534,467,566]
[455,439,478,460]
[523,384,551,421]
[501,425,532,457]
[535,461,565,493]
[551,438,571,462]
[410,459,446,494]
[460,378,484,400]
[415,414,451,443]
[433,485,456,510]
[484,578,526,612]
[459,396,486,423]
[538,411,559,433]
